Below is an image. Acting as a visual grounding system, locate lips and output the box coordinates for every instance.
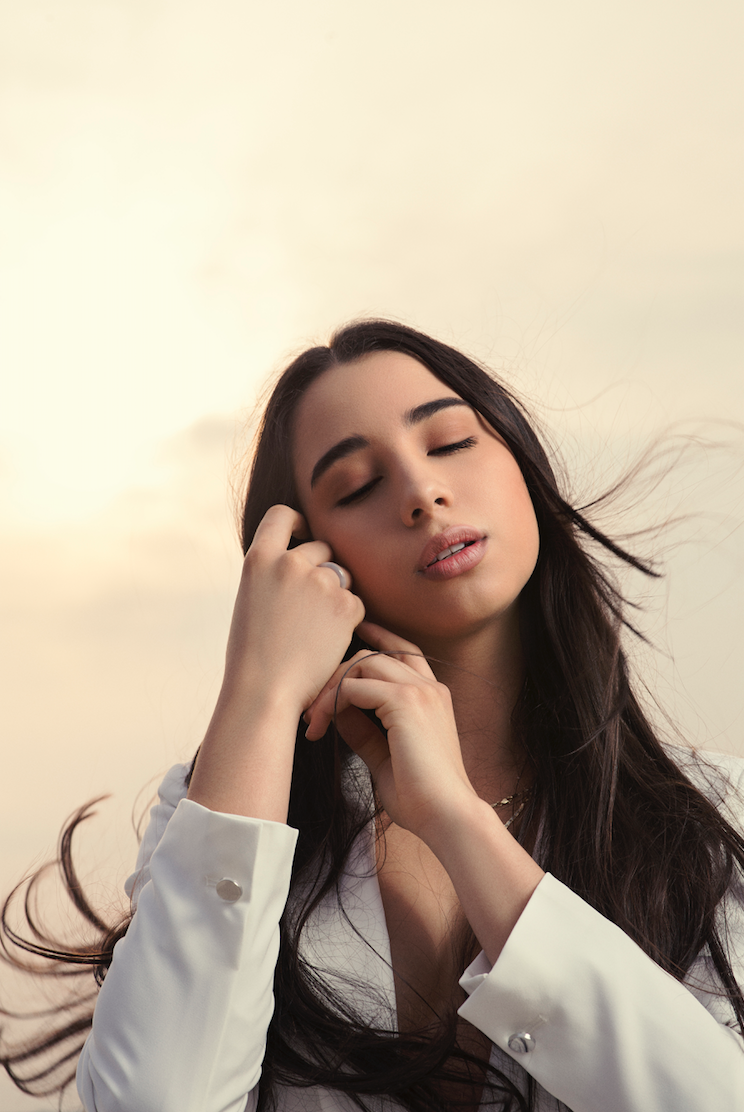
[418,527,485,577]
[429,541,473,565]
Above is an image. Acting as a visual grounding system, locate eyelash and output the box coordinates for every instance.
[336,437,477,506]
[429,436,477,456]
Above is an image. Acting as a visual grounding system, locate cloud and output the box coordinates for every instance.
[0,414,242,892]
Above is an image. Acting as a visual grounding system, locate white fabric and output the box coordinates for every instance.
[77,749,744,1112]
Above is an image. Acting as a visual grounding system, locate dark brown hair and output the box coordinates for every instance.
[2,320,743,1111]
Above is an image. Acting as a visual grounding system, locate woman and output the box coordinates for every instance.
[3,320,744,1112]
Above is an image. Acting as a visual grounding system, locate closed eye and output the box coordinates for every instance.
[336,438,477,506]
[336,476,381,507]
[429,436,477,456]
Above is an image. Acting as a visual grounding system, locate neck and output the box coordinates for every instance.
[414,608,528,800]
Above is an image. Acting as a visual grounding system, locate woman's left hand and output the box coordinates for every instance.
[304,620,479,844]
[307,620,545,964]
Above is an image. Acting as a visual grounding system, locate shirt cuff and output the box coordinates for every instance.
[458,872,744,1112]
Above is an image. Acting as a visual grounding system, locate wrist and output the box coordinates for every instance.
[216,672,305,723]
[419,793,504,862]
[188,684,303,821]
[423,795,544,964]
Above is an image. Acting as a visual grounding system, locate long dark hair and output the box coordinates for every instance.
[2,319,743,1111]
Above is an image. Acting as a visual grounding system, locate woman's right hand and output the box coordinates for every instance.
[188,505,364,819]
[222,504,365,716]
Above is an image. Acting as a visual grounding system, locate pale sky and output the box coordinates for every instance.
[1,2,743,1107]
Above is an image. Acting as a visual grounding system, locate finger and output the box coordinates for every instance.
[295,540,338,566]
[305,649,403,723]
[307,675,395,736]
[249,505,309,552]
[333,704,391,776]
[357,621,434,678]
[304,651,379,734]
[306,702,393,790]
[305,654,425,737]
[249,510,337,570]
[318,561,353,591]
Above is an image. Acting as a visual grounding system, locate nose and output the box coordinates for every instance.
[400,466,453,525]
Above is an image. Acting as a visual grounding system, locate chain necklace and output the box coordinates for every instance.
[490,788,530,809]
[492,788,531,829]
[490,760,532,830]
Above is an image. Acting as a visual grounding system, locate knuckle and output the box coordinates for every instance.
[279,550,308,579]
[435,681,453,706]
[341,597,365,624]
[312,562,337,588]
[242,545,266,573]
[401,682,423,704]
[282,549,306,573]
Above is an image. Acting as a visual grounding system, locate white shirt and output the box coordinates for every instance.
[77,748,744,1112]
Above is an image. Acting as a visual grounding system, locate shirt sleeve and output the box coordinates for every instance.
[458,751,744,1112]
[77,765,299,1112]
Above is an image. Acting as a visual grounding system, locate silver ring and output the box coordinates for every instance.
[319,561,351,590]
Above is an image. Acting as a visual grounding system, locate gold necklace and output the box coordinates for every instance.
[490,782,532,830]
[490,788,530,809]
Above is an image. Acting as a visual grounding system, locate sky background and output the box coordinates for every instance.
[1,1,743,1107]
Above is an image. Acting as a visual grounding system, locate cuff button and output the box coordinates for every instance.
[215,878,242,902]
[507,1032,535,1054]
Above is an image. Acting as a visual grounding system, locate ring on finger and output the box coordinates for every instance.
[319,561,352,590]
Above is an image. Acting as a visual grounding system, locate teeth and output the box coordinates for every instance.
[435,542,467,563]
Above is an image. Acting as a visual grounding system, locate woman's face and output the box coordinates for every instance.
[292,351,540,649]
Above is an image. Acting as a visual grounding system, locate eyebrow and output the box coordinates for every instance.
[309,397,472,487]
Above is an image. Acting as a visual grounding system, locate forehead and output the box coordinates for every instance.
[292,350,462,463]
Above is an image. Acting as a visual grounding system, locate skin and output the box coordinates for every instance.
[188,350,545,972]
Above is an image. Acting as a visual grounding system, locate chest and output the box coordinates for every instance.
[298,822,495,1109]
[376,824,493,1110]
[375,824,469,1023]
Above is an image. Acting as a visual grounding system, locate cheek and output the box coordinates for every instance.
[330,532,380,587]
[514,497,540,578]
[298,499,341,548]
[302,511,376,582]
[495,468,540,576]
[320,529,396,612]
